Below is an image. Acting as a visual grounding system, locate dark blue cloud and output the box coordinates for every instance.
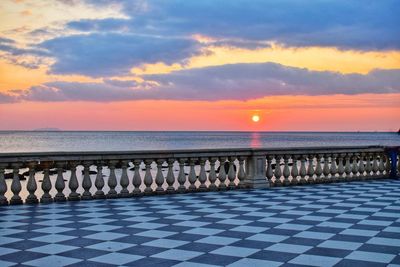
[13,63,400,102]
[0,37,15,44]
[40,33,204,77]
[0,37,48,57]
[70,0,400,50]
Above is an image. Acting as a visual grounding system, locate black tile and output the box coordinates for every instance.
[1,251,47,263]
[190,253,240,265]
[251,250,298,262]
[59,237,103,247]
[59,248,106,260]
[119,245,167,256]
[127,257,179,267]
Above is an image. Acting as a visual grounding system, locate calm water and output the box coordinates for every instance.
[0,131,399,153]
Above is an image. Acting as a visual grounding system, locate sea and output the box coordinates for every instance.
[0,131,399,153]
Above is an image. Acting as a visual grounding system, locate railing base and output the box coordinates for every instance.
[246,176,270,189]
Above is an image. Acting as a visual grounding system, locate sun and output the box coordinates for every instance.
[252,115,260,122]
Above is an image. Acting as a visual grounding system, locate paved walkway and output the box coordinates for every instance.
[1,179,400,267]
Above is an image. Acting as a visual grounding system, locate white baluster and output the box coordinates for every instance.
[322,154,330,183]
[188,158,197,192]
[143,159,154,195]
[26,162,38,204]
[351,154,358,181]
[81,161,93,200]
[132,159,142,196]
[358,153,365,180]
[54,161,66,202]
[365,153,372,179]
[155,159,165,194]
[119,160,131,197]
[299,155,307,185]
[314,154,323,183]
[10,163,23,205]
[68,161,80,201]
[385,153,391,175]
[274,156,283,186]
[107,160,118,198]
[199,158,207,191]
[307,155,315,184]
[378,153,386,178]
[227,156,236,189]
[344,153,352,181]
[166,158,176,193]
[208,157,218,191]
[283,155,290,186]
[40,162,53,203]
[372,153,379,178]
[94,162,105,199]
[178,158,187,193]
[218,157,227,190]
[330,153,338,183]
[337,154,345,181]
[291,155,299,185]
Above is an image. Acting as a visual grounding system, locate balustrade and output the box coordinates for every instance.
[266,148,394,187]
[0,146,397,205]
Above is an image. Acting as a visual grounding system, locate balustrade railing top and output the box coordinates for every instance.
[0,145,398,205]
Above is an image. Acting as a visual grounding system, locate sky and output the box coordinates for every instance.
[0,0,399,131]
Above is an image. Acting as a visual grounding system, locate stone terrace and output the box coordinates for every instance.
[1,179,400,267]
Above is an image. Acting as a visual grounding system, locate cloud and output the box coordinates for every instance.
[145,63,400,99]
[4,1,398,79]
[0,36,49,57]
[0,92,17,103]
[0,37,16,44]
[40,33,205,77]
[18,82,138,102]
[68,18,129,32]
[103,78,139,88]
[68,0,400,51]
[0,37,50,69]
[8,63,400,103]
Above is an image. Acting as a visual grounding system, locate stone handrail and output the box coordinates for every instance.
[0,146,398,205]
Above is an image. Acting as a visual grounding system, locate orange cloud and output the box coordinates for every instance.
[0,59,101,92]
[20,9,31,16]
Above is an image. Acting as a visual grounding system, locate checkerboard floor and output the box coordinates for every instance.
[1,179,400,267]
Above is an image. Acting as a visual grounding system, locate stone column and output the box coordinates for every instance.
[245,152,269,189]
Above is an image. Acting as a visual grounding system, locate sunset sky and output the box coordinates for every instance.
[0,0,399,131]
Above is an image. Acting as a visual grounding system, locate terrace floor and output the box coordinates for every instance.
[1,179,400,267]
